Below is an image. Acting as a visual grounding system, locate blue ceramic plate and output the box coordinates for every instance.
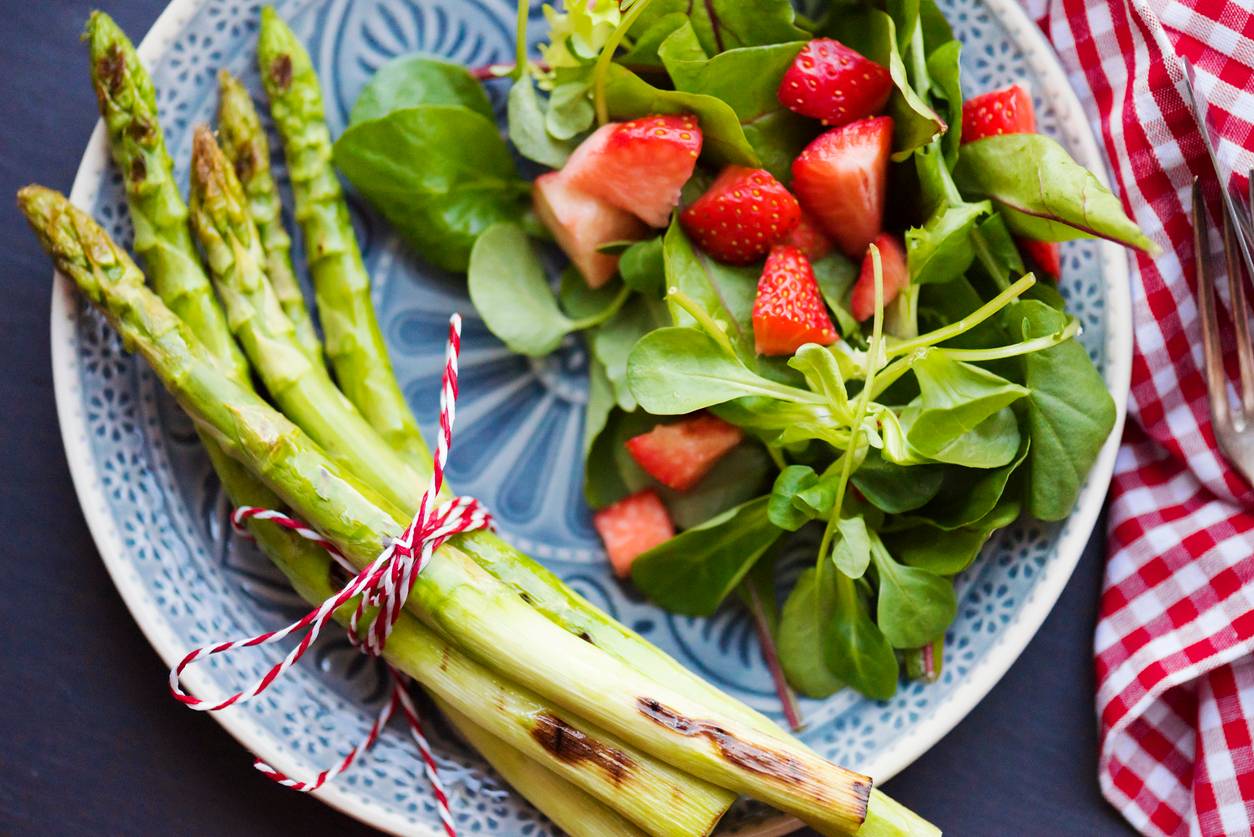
[51,1,1131,833]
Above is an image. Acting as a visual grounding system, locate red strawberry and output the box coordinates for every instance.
[533,170,647,288]
[851,233,909,321]
[752,245,839,355]
[565,114,702,228]
[777,38,893,127]
[1018,237,1061,279]
[680,166,801,265]
[626,413,744,491]
[961,84,1036,142]
[791,116,893,258]
[593,489,675,577]
[782,209,834,260]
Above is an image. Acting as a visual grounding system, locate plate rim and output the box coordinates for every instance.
[48,1,1132,834]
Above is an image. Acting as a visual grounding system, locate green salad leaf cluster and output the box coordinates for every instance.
[333,0,1143,702]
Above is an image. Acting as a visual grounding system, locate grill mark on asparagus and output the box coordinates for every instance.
[636,696,872,807]
[130,155,146,183]
[530,713,634,785]
[98,45,126,96]
[270,55,293,92]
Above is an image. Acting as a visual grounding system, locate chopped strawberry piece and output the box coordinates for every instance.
[626,413,744,491]
[791,117,893,258]
[782,209,834,260]
[565,114,702,228]
[593,490,675,577]
[679,165,801,265]
[752,245,839,355]
[961,84,1036,142]
[1018,237,1062,279]
[777,38,893,127]
[851,233,909,321]
[533,170,647,288]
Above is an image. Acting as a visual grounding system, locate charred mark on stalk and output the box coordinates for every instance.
[127,116,154,143]
[579,630,594,645]
[270,55,293,92]
[530,713,634,784]
[130,155,147,183]
[519,591,533,605]
[232,146,258,182]
[98,45,126,97]
[636,696,868,804]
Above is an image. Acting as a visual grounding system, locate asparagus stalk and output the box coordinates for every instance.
[434,699,648,837]
[188,125,420,513]
[84,11,249,385]
[254,6,430,467]
[216,69,324,365]
[22,187,937,836]
[22,185,734,837]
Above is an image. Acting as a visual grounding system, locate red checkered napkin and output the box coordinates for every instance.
[1024,0,1254,833]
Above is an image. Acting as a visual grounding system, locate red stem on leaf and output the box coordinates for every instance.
[746,582,804,731]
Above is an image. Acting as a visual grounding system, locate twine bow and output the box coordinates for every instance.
[169,315,487,836]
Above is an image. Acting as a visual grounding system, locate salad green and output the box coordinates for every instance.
[329,0,1143,709]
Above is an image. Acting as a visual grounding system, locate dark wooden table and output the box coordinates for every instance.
[0,2,1137,834]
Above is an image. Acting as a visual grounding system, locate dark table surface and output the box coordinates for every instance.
[0,2,1138,835]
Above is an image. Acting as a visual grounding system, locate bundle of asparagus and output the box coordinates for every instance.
[19,8,940,836]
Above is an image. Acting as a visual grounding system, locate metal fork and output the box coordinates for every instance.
[1192,175,1254,483]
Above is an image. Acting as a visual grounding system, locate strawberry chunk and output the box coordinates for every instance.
[679,166,801,265]
[593,490,675,577]
[752,245,838,355]
[565,114,702,228]
[791,117,893,258]
[1018,237,1061,279]
[961,84,1036,142]
[778,38,893,127]
[851,233,908,321]
[626,413,744,491]
[782,209,834,260]
[533,170,647,288]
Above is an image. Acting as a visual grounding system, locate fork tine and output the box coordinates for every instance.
[1194,178,1231,428]
[1223,205,1254,415]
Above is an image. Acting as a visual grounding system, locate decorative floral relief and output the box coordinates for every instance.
[65,0,1118,833]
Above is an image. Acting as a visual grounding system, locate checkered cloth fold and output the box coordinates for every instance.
[1021,0,1254,833]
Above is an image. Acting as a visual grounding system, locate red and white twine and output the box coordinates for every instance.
[169,314,487,836]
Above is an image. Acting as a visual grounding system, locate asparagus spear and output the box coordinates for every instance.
[254,6,430,467]
[188,125,419,513]
[84,11,249,385]
[434,699,648,837]
[216,68,324,365]
[23,186,942,837]
[22,184,734,837]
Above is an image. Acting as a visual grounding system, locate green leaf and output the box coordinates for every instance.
[508,77,579,168]
[851,448,943,513]
[831,515,872,578]
[619,236,666,296]
[663,444,774,529]
[918,436,1029,529]
[601,64,758,166]
[768,465,819,531]
[591,294,668,411]
[870,536,957,648]
[658,26,813,180]
[662,220,759,361]
[886,497,1021,575]
[826,8,945,157]
[789,343,851,416]
[778,566,844,698]
[583,366,626,507]
[559,266,624,320]
[925,40,963,165]
[904,351,1028,464]
[811,252,861,338]
[906,403,1022,468]
[547,74,596,140]
[906,198,991,285]
[970,212,1027,285]
[627,327,818,414]
[630,497,782,616]
[639,0,811,55]
[468,224,574,356]
[619,10,690,68]
[1017,300,1116,520]
[349,55,493,125]
[954,134,1156,251]
[713,396,844,448]
[824,572,900,700]
[333,105,527,272]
